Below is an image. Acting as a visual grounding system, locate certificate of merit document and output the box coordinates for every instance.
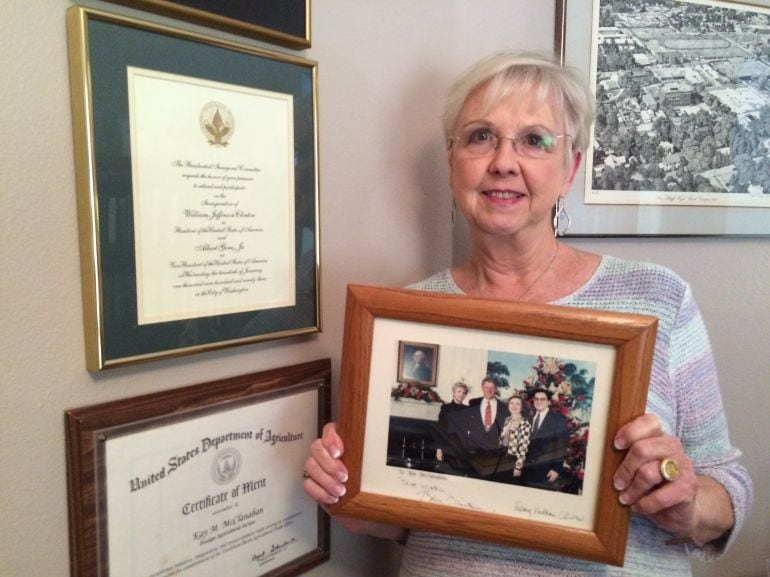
[127,66,296,325]
[104,387,319,577]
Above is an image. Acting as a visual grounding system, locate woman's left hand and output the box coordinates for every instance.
[612,414,706,544]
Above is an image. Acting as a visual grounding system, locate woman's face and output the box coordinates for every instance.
[508,397,522,415]
[449,84,581,241]
[452,386,467,403]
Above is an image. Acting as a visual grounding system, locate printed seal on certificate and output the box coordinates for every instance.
[212,447,242,484]
[199,101,234,147]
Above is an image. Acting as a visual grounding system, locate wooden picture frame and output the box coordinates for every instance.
[65,359,331,577]
[330,286,657,566]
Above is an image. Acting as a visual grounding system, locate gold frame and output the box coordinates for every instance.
[396,340,439,387]
[67,7,320,370]
[330,285,657,566]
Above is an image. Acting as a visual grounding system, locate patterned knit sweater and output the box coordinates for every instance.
[399,255,752,577]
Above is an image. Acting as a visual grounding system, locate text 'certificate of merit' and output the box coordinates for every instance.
[104,388,319,577]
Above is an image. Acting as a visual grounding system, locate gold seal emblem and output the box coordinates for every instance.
[660,458,680,482]
[199,101,234,147]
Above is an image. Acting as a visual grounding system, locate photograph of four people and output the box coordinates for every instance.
[393,344,594,495]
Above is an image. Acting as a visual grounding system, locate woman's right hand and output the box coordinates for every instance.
[302,422,409,541]
[303,422,349,506]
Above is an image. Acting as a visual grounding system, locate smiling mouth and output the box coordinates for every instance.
[484,190,523,200]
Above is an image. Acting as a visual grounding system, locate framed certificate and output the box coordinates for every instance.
[67,7,320,370]
[65,359,331,577]
[101,0,311,48]
[330,286,657,566]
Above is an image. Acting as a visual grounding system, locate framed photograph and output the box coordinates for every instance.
[331,286,657,566]
[556,0,770,236]
[67,7,320,370]
[101,0,311,49]
[65,358,331,577]
[397,341,439,386]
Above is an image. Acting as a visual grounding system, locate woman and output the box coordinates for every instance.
[436,381,469,464]
[304,51,752,576]
[438,381,469,428]
[499,395,531,482]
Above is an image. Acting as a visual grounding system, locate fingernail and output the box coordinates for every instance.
[329,496,339,504]
[334,484,346,497]
[337,471,348,483]
[614,437,625,450]
[618,493,629,505]
[614,477,626,491]
[331,447,342,459]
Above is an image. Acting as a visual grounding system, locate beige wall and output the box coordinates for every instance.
[1,2,767,577]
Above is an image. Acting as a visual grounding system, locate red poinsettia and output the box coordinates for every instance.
[391,383,442,403]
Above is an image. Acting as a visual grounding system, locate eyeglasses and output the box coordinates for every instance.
[448,127,571,159]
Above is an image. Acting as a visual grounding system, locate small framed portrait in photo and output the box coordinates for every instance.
[397,341,439,386]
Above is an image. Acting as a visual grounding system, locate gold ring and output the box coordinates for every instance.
[660,458,680,482]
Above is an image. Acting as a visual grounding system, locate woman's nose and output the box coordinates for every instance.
[488,137,522,174]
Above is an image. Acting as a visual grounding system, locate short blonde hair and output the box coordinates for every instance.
[452,381,468,393]
[443,51,595,154]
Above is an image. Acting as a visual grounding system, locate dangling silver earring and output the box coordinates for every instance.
[451,200,457,226]
[553,196,571,237]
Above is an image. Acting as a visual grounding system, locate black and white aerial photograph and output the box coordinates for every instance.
[588,0,770,207]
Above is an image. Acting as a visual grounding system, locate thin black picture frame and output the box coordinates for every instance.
[102,0,311,48]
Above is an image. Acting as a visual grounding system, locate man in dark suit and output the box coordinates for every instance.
[439,378,509,478]
[521,388,569,491]
[463,378,509,449]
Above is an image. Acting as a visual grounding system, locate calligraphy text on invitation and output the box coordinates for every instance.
[127,67,296,325]
[105,388,319,577]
